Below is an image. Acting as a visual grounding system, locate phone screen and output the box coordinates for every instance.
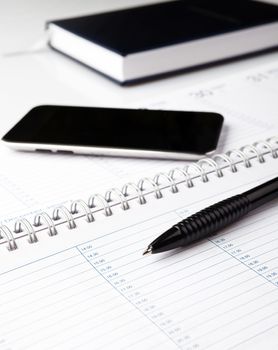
[2,105,223,155]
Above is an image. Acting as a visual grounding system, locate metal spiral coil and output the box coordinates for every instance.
[0,137,277,251]
[169,168,194,188]
[186,163,209,182]
[70,200,94,223]
[88,194,112,216]
[14,218,38,244]
[34,212,58,236]
[0,225,17,251]
[138,178,162,199]
[105,188,130,210]
[122,182,146,204]
[52,206,76,229]
[212,154,237,173]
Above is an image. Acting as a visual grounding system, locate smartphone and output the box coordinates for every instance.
[2,105,223,160]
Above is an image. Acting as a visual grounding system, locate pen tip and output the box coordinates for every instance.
[143,246,152,256]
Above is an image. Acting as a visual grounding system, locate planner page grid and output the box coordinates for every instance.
[0,150,277,350]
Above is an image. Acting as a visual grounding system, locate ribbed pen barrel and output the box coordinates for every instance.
[178,194,251,246]
[148,177,278,254]
[149,194,252,254]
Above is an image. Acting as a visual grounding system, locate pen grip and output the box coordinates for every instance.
[178,194,251,246]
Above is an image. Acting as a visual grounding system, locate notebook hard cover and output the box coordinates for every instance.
[47,0,278,84]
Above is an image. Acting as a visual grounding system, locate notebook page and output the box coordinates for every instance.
[0,146,176,224]
[137,61,278,152]
[0,153,277,349]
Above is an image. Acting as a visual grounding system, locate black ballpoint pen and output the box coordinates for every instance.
[143,176,278,255]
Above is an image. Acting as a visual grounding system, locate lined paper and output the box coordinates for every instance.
[0,153,277,349]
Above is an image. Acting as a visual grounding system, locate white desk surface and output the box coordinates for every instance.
[1,0,278,137]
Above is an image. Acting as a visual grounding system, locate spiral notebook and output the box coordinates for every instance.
[0,136,278,349]
[1,60,278,349]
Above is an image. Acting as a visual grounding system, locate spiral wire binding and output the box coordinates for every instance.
[14,218,38,244]
[0,137,277,251]
[34,212,58,236]
[52,206,77,229]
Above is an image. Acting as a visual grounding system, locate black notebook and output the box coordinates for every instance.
[47,0,278,84]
